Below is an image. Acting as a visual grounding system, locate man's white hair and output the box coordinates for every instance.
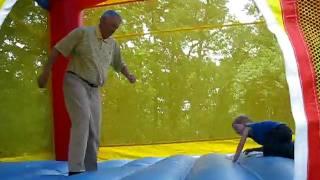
[101,10,122,22]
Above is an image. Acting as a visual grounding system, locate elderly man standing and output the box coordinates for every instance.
[37,10,136,176]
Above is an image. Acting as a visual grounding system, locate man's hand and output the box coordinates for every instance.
[127,73,136,84]
[120,66,136,84]
[37,70,50,88]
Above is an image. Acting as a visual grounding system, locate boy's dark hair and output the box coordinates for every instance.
[233,115,252,125]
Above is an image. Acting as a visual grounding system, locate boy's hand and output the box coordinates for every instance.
[243,147,263,155]
[243,148,254,155]
[225,154,234,160]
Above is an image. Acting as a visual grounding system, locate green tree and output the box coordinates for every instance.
[84,0,294,145]
[0,0,52,158]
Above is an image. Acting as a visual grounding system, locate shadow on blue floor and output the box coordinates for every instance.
[0,154,293,180]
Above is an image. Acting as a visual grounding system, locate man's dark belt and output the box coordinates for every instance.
[67,71,99,88]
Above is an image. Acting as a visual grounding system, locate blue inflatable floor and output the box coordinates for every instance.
[0,154,293,180]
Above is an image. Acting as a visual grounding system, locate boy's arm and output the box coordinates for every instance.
[233,127,250,162]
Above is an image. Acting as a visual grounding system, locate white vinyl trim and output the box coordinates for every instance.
[253,1,308,180]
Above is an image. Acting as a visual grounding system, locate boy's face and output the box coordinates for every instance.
[232,123,246,135]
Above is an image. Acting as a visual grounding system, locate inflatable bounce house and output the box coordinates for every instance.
[0,0,319,179]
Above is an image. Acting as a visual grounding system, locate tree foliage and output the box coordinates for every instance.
[84,0,294,145]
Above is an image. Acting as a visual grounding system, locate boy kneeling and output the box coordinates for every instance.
[232,115,294,162]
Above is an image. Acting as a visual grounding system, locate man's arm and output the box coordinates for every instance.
[112,42,136,84]
[37,27,83,88]
[37,48,61,88]
[233,127,250,162]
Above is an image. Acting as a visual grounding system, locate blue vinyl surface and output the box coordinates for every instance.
[0,154,293,180]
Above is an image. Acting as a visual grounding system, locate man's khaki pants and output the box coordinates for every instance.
[63,73,101,172]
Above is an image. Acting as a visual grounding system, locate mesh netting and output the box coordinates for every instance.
[297,0,320,99]
[84,0,294,146]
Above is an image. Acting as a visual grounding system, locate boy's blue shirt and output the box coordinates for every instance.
[246,121,283,145]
